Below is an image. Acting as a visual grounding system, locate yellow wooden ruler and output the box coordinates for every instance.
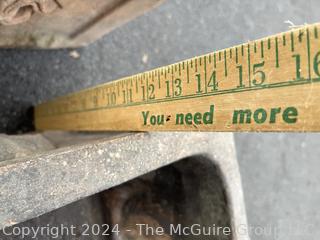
[35,23,320,132]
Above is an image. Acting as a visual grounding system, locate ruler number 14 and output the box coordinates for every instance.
[195,71,218,93]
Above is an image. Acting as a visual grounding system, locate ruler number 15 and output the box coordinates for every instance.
[237,61,266,88]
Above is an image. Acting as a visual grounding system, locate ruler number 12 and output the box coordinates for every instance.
[141,84,155,101]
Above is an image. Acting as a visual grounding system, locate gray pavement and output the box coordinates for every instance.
[0,0,320,239]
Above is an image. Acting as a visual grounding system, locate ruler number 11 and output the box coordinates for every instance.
[122,89,133,104]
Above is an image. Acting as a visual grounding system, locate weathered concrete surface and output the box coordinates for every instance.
[0,132,248,240]
[235,133,320,240]
[1,153,234,240]
[0,134,54,162]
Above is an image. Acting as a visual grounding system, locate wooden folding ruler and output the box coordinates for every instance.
[35,23,320,132]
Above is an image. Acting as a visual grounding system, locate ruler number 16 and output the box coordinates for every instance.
[293,51,320,80]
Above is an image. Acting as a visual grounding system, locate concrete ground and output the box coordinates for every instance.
[0,0,319,239]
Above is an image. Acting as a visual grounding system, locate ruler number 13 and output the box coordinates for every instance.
[166,79,182,97]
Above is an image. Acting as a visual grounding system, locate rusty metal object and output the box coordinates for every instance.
[0,0,59,26]
[0,0,164,48]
